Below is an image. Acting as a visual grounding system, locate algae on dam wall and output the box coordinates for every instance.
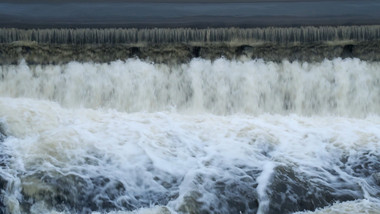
[1,42,380,64]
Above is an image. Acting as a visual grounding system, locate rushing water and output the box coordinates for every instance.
[0,58,380,214]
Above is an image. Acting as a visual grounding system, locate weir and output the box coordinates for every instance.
[0,0,380,214]
[1,27,380,212]
[1,26,380,64]
[2,2,380,214]
[1,26,380,44]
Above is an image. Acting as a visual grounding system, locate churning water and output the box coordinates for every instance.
[0,57,380,214]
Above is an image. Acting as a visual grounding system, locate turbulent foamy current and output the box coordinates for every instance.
[0,58,380,214]
[1,58,380,116]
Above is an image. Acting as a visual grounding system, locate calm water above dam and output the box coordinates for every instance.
[1,1,380,27]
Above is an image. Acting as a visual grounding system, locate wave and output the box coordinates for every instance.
[295,200,380,214]
[0,98,379,213]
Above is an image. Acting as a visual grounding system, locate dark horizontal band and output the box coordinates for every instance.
[1,1,380,28]
[2,26,380,44]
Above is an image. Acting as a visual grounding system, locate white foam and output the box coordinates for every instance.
[294,199,380,214]
[0,58,379,116]
[1,57,380,213]
[0,97,379,213]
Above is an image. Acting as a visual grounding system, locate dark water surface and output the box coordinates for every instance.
[1,1,380,27]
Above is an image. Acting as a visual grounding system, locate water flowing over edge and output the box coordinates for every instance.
[1,26,380,64]
[0,58,379,117]
[1,52,380,213]
[2,26,380,44]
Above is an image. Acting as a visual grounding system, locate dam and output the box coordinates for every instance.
[1,26,380,63]
[0,1,380,214]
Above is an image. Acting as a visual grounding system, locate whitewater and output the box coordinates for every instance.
[0,58,380,214]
